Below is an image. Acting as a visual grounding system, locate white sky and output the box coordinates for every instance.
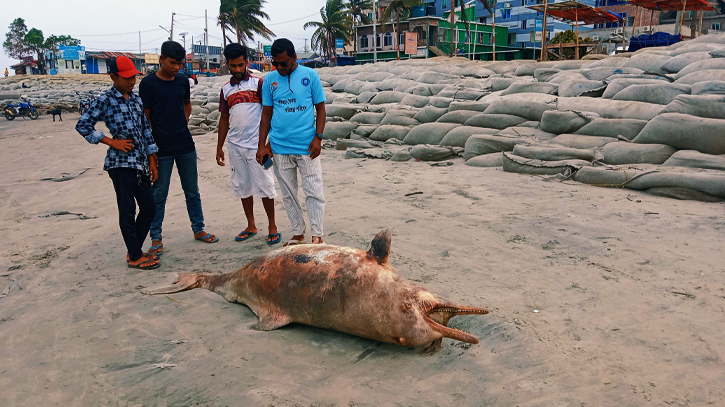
[1,0,329,75]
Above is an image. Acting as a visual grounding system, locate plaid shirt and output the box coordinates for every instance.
[76,86,158,174]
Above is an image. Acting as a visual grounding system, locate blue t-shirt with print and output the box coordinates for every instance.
[262,65,326,155]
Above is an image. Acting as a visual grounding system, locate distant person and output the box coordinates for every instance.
[187,73,195,89]
[4,68,8,77]
[216,43,280,245]
[257,38,327,246]
[75,56,160,270]
[139,40,218,256]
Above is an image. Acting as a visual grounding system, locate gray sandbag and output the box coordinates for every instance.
[343,80,368,95]
[662,94,725,119]
[336,139,376,150]
[419,71,450,84]
[352,125,379,138]
[406,85,434,96]
[204,102,220,111]
[675,69,725,85]
[519,121,540,128]
[399,94,431,108]
[389,149,413,162]
[557,97,665,120]
[380,109,419,126]
[414,106,448,123]
[370,91,408,104]
[465,153,504,167]
[331,77,355,92]
[585,57,629,68]
[534,68,562,82]
[482,98,557,121]
[622,54,671,75]
[365,72,394,82]
[345,148,368,158]
[557,80,607,97]
[574,118,647,140]
[633,113,725,154]
[573,166,639,187]
[624,171,725,199]
[377,78,416,91]
[497,127,557,141]
[540,110,599,134]
[464,113,528,129]
[369,125,411,142]
[350,112,386,125]
[580,67,644,81]
[410,145,459,161]
[661,52,713,73]
[447,100,490,112]
[488,78,519,92]
[436,87,488,100]
[601,142,677,164]
[513,143,602,161]
[711,49,725,58]
[500,82,558,96]
[464,134,533,160]
[439,126,498,147]
[323,122,359,140]
[612,83,691,105]
[601,78,667,99]
[437,110,481,124]
[548,134,616,149]
[645,187,724,203]
[553,60,593,70]
[668,43,725,57]
[487,63,519,76]
[515,62,557,76]
[403,122,461,145]
[662,150,725,170]
[691,81,725,95]
[429,97,454,109]
[355,92,377,104]
[502,152,592,176]
[546,70,588,84]
[325,104,360,120]
[358,82,381,93]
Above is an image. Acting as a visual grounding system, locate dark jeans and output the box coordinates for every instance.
[108,168,156,261]
[150,149,205,241]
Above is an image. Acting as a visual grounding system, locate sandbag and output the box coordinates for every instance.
[482,98,557,121]
[429,97,455,108]
[413,106,448,123]
[322,122,359,140]
[325,104,360,119]
[548,134,616,149]
[389,149,413,162]
[661,52,713,73]
[625,171,725,199]
[556,97,665,120]
[437,87,488,100]
[622,54,671,75]
[350,112,386,125]
[331,77,355,92]
[465,153,504,167]
[365,72,394,82]
[410,145,459,161]
[662,150,725,170]
[204,102,220,111]
[513,143,601,161]
[691,81,725,95]
[557,80,607,97]
[585,58,629,69]
[502,152,592,176]
[380,110,419,126]
[540,110,599,134]
[406,85,434,96]
[355,92,377,104]
[343,80,368,95]
[601,78,667,99]
[497,127,557,141]
[553,60,593,70]
[573,166,639,187]
[377,78,416,91]
[645,187,724,203]
[662,94,725,119]
[515,62,556,76]
[601,142,676,164]
[447,100,490,112]
[369,125,412,142]
[403,122,461,145]
[612,83,691,105]
[370,91,408,104]
[437,110,481,124]
[352,125,379,138]
[633,113,725,154]
[675,69,725,85]
[574,118,648,140]
[547,71,588,84]
[488,78,518,92]
[439,126,498,147]
[336,139,376,150]
[464,113,528,129]
[534,68,562,82]
[399,94,431,108]
[580,67,644,81]
[464,134,532,160]
[500,82,558,96]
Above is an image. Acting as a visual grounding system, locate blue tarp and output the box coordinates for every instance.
[628,32,682,52]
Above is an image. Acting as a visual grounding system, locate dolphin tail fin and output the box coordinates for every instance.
[143,273,203,295]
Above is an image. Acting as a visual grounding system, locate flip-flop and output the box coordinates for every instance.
[148,244,163,255]
[195,233,219,243]
[128,252,159,262]
[127,257,160,270]
[267,233,282,245]
[235,231,257,242]
[283,239,306,247]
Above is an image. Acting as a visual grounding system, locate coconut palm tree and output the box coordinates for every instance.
[379,0,423,60]
[218,0,275,46]
[346,0,373,54]
[304,0,353,65]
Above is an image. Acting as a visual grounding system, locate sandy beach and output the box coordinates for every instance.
[1,110,724,406]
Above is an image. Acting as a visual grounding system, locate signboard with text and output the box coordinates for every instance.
[335,38,345,54]
[263,44,272,57]
[58,45,85,60]
[405,32,417,54]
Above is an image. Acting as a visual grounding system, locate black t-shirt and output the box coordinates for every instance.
[139,73,195,157]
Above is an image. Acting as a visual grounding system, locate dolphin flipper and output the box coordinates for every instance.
[250,313,291,331]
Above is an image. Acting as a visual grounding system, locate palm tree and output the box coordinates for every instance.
[447,0,473,58]
[346,0,373,54]
[379,0,423,60]
[305,0,352,66]
[218,0,275,46]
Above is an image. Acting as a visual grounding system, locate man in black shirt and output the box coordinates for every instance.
[140,41,218,255]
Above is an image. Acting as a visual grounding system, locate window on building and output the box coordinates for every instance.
[384,32,393,46]
[487,33,493,44]
[442,0,448,9]
[401,33,405,46]
[376,34,381,48]
[65,60,73,69]
[521,19,527,30]
[503,9,511,19]
[361,35,369,49]
[480,17,486,24]
[713,23,722,31]
[627,17,634,27]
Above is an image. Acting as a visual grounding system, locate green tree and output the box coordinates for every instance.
[3,18,30,60]
[304,0,352,65]
[379,0,422,60]
[218,0,275,46]
[24,28,46,70]
[43,35,80,48]
[346,0,372,54]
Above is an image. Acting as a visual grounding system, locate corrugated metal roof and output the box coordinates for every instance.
[87,51,139,59]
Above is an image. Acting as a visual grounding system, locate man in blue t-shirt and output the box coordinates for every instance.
[257,39,327,246]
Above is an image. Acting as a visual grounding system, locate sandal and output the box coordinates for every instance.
[312,236,324,244]
[283,239,306,247]
[128,253,159,262]
[195,233,219,243]
[148,243,163,255]
[267,233,282,245]
[127,256,160,270]
[235,231,257,242]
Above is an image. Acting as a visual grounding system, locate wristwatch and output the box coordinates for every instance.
[315,133,324,140]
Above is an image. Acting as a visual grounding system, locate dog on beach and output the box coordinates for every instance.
[46,109,62,121]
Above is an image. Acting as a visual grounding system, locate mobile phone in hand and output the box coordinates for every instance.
[262,154,273,169]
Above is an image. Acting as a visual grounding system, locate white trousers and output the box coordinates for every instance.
[273,154,325,237]
[228,144,278,199]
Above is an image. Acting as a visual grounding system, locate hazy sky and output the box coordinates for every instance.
[1,0,329,75]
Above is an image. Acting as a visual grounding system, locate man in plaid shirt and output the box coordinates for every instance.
[76,56,161,270]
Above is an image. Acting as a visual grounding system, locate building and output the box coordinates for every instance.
[10,57,40,75]
[85,52,143,74]
[45,45,86,74]
[189,44,223,72]
[660,2,725,35]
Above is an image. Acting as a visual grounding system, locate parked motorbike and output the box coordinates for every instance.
[4,97,39,121]
[76,91,97,115]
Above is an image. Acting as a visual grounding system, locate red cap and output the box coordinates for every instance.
[109,56,141,78]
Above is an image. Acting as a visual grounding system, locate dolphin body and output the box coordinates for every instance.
[147,229,489,353]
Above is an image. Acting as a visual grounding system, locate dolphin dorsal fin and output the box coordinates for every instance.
[367,228,393,265]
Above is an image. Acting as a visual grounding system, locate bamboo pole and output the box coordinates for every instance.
[679,0,687,36]
[630,6,640,41]
[541,0,549,61]
[698,10,704,37]
[575,7,579,60]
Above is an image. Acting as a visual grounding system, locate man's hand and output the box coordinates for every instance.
[216,147,225,166]
[256,144,273,166]
[148,153,158,183]
[308,137,322,160]
[111,139,134,152]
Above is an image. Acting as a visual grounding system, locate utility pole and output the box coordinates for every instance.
[179,32,188,52]
[373,0,378,63]
[304,39,309,52]
[205,9,210,72]
[139,31,142,54]
[170,13,175,41]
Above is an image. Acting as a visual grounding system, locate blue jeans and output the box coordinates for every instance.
[150,150,205,241]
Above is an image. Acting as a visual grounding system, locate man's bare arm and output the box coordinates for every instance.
[216,113,230,166]
[184,98,192,123]
[256,105,274,165]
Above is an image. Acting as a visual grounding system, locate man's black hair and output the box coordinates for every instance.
[223,43,248,61]
[160,41,186,61]
[271,38,295,58]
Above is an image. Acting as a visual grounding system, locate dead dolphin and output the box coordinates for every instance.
[146,229,488,353]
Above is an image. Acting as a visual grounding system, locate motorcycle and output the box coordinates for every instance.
[4,97,39,121]
[76,91,96,115]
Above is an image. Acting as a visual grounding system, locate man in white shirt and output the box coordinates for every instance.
[216,43,280,245]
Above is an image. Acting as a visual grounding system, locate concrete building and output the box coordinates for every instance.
[85,52,143,74]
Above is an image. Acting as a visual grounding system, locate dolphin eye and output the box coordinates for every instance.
[401,302,412,311]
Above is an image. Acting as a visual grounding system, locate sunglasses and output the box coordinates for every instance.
[271,58,292,68]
